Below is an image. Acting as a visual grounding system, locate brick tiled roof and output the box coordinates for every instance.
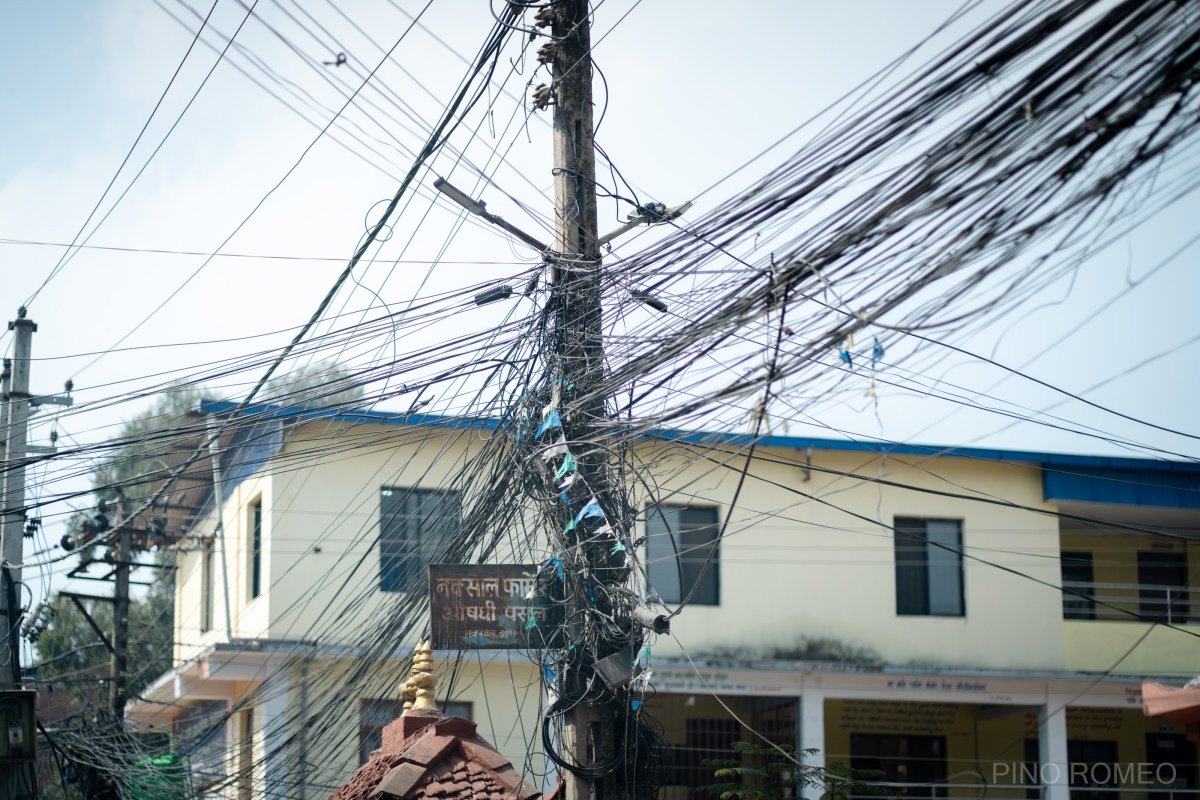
[328,710,541,800]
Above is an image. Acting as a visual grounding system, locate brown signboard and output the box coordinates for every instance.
[428,564,540,649]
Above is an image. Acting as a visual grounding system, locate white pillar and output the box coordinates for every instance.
[259,671,291,799]
[800,688,825,800]
[1039,700,1070,800]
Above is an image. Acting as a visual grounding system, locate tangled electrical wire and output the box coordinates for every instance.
[24,0,1200,797]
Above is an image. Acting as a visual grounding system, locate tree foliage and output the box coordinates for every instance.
[35,584,174,710]
[36,361,362,787]
[36,386,201,709]
[262,358,365,410]
[91,383,209,503]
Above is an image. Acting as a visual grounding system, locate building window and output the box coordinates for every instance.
[1138,551,1190,623]
[1068,740,1119,800]
[666,718,741,789]
[1146,734,1198,791]
[360,699,403,763]
[249,499,263,600]
[201,538,214,633]
[1061,551,1096,620]
[646,504,719,606]
[380,488,461,593]
[894,518,964,617]
[851,733,947,798]
[359,699,472,763]
[443,701,473,721]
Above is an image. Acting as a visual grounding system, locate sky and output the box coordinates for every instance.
[3,0,1199,604]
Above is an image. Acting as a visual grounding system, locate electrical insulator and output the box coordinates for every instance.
[475,285,514,306]
[631,290,668,313]
[19,603,42,639]
[21,601,53,643]
[149,517,167,548]
[531,84,553,111]
[536,41,559,65]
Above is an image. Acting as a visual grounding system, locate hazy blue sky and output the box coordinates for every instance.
[3,0,1198,601]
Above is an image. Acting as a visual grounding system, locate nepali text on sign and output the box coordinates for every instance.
[428,564,539,649]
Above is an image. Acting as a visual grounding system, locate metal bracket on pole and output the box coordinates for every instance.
[434,177,549,252]
[598,201,693,245]
[29,394,72,409]
[61,593,116,656]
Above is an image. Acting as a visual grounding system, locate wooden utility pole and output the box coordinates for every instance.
[545,3,610,800]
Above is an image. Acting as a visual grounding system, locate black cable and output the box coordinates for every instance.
[3,566,21,684]
[22,0,222,308]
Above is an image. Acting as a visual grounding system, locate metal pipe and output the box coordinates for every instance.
[632,606,670,635]
[205,415,235,641]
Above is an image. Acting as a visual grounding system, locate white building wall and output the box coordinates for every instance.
[633,441,1064,671]
[175,422,1070,673]
[156,417,1198,799]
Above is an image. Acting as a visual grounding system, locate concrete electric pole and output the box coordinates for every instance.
[1,308,36,797]
[1,309,35,684]
[431,6,676,796]
[542,4,612,800]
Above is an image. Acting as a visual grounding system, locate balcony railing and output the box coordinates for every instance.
[1062,581,1197,624]
[848,790,1200,800]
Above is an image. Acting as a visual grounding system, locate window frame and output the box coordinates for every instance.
[1137,550,1190,622]
[1060,550,1096,620]
[894,517,965,618]
[379,487,462,593]
[359,698,405,764]
[249,498,263,601]
[645,503,721,607]
[359,698,473,763]
[201,538,214,633]
[851,732,948,797]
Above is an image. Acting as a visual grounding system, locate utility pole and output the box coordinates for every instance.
[1,310,35,685]
[1,309,35,798]
[1,358,10,555]
[542,4,612,800]
[110,491,132,719]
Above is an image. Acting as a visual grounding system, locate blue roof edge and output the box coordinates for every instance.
[197,399,1200,475]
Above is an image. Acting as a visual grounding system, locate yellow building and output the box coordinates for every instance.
[129,401,1200,800]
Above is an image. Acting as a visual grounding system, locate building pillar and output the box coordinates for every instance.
[799,688,825,800]
[1039,700,1070,800]
[260,671,291,799]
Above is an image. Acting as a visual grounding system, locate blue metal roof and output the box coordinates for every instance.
[1043,465,1200,509]
[647,427,1200,474]
[198,400,1200,508]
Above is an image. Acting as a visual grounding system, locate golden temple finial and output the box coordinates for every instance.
[401,676,417,712]
[409,640,438,711]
